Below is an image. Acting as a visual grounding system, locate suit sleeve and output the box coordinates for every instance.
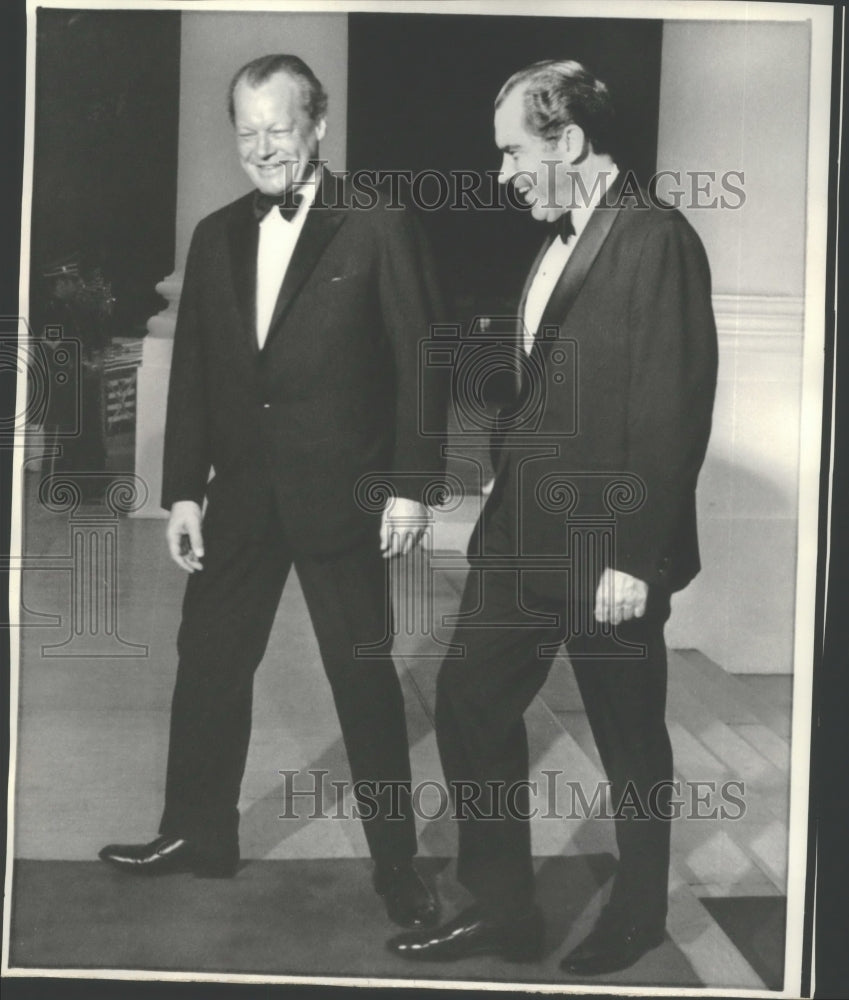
[613,214,718,586]
[160,225,212,510]
[376,209,449,502]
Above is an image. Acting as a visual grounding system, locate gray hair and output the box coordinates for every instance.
[227,54,328,125]
[496,60,615,154]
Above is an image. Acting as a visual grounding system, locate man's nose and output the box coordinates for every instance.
[255,131,272,158]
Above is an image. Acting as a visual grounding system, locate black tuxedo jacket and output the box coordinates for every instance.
[487,181,718,596]
[162,169,446,555]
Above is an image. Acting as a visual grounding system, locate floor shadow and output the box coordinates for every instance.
[9,857,702,987]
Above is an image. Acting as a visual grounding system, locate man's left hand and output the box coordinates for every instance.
[380,497,430,559]
[594,567,649,625]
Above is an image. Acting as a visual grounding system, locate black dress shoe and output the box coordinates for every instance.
[98,836,237,878]
[560,911,665,975]
[373,861,440,928]
[387,904,545,962]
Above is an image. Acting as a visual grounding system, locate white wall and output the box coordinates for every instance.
[658,21,810,673]
[657,21,808,297]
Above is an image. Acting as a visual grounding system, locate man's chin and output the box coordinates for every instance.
[528,203,559,224]
[251,176,291,196]
[245,166,297,196]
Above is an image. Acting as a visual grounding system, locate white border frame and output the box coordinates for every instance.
[4,2,836,996]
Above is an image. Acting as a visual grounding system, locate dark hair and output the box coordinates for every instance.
[227,54,328,125]
[495,60,615,155]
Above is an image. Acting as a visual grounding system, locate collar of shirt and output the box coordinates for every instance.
[255,168,323,348]
[258,165,321,230]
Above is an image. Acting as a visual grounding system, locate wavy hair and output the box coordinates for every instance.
[495,60,615,155]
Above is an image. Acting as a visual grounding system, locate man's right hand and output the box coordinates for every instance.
[167,500,205,573]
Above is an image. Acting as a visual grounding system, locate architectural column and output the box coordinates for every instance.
[134,10,348,516]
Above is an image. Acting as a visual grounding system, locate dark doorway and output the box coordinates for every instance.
[30,9,181,334]
[347,13,663,319]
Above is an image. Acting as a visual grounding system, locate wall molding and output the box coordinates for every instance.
[142,287,806,347]
[713,293,805,354]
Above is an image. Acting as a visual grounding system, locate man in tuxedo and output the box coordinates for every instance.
[390,60,717,971]
[99,54,445,929]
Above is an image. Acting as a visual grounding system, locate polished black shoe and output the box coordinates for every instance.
[387,904,545,962]
[98,836,237,878]
[560,910,665,975]
[373,861,440,928]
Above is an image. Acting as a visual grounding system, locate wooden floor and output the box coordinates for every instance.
[9,473,792,989]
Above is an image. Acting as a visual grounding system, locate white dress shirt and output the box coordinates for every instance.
[522,168,619,355]
[255,170,319,349]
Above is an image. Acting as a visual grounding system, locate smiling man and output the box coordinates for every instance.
[389,60,717,975]
[98,54,445,932]
[231,60,324,202]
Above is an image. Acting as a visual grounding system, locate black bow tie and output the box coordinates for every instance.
[253,189,302,222]
[555,212,575,243]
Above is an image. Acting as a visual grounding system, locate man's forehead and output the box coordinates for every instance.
[234,72,304,112]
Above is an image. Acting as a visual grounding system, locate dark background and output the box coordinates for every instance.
[29,9,180,334]
[347,13,662,322]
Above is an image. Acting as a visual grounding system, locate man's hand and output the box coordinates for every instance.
[380,497,430,559]
[167,500,205,573]
[594,567,648,625]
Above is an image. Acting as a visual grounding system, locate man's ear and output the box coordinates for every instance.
[556,122,588,164]
[315,117,327,142]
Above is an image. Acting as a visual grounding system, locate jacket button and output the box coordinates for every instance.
[262,403,271,409]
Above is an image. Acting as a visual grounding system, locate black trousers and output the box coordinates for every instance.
[435,563,672,931]
[159,496,417,866]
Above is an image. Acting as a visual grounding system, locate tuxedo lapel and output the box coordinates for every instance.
[517,173,626,406]
[226,195,260,357]
[536,200,621,335]
[262,168,346,350]
[536,172,627,335]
